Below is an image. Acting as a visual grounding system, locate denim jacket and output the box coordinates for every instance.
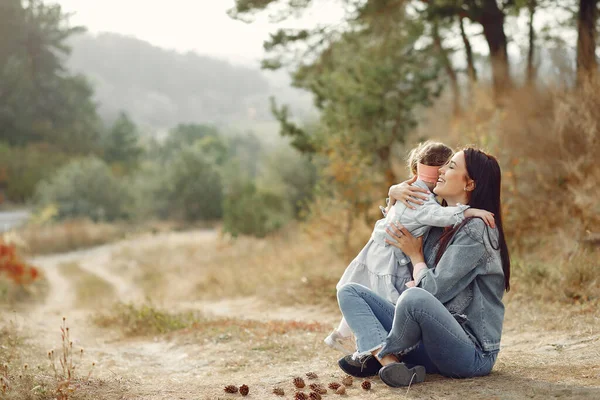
[416,218,505,353]
[371,179,469,264]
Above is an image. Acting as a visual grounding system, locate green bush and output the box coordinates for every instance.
[257,147,317,218]
[222,180,290,238]
[132,144,223,222]
[0,143,70,202]
[34,157,131,221]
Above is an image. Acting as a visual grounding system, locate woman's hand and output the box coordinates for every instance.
[388,176,430,210]
[385,223,425,264]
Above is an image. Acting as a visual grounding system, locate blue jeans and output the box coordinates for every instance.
[337,284,498,378]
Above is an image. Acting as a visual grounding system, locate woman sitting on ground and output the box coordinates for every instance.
[336,148,511,387]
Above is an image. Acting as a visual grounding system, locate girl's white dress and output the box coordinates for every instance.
[336,179,469,304]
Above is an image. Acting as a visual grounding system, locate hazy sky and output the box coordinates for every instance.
[55,0,345,65]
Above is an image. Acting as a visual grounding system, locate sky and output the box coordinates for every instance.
[54,0,346,66]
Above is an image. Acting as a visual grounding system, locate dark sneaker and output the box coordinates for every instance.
[378,362,426,387]
[337,355,382,377]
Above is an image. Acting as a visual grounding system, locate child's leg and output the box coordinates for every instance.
[336,317,353,338]
[324,317,355,354]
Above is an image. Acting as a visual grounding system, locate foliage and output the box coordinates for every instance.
[257,146,318,218]
[34,157,132,221]
[133,143,223,222]
[0,238,39,285]
[0,0,101,152]
[103,112,143,174]
[222,179,290,238]
[0,143,70,202]
[93,303,199,337]
[233,1,443,190]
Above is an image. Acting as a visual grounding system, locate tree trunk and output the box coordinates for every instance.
[459,16,477,83]
[477,0,510,96]
[526,0,537,86]
[576,0,598,85]
[432,20,461,116]
[377,145,397,192]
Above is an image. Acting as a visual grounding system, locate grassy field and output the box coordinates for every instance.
[0,225,598,399]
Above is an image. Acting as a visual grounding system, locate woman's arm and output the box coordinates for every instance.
[386,220,489,304]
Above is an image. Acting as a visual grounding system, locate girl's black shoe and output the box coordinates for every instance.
[337,355,382,377]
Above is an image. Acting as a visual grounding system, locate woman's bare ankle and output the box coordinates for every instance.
[372,350,399,366]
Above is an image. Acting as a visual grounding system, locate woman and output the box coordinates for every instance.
[336,148,511,387]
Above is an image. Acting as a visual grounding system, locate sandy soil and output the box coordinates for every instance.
[11,230,600,399]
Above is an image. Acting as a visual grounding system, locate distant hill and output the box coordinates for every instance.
[66,32,313,133]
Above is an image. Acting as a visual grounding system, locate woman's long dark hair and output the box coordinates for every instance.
[435,148,511,291]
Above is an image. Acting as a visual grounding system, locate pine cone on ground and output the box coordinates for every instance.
[272,387,285,396]
[295,391,309,400]
[306,372,318,379]
[309,392,322,400]
[293,377,306,388]
[341,375,353,386]
[239,384,249,396]
[328,382,341,390]
[361,380,372,390]
[309,383,327,394]
[224,385,238,393]
[336,386,346,395]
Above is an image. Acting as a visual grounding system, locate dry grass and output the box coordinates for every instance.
[0,317,128,400]
[109,225,352,309]
[17,219,131,256]
[0,275,49,306]
[438,80,600,303]
[57,263,115,308]
[15,218,207,256]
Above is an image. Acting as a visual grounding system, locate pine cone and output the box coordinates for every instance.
[309,383,326,394]
[306,371,318,379]
[336,386,346,395]
[293,377,306,388]
[361,380,372,390]
[224,385,238,393]
[328,382,341,390]
[239,384,249,396]
[342,375,353,386]
[295,391,309,400]
[273,387,285,396]
[309,392,322,400]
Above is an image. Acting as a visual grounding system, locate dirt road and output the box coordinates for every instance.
[13,230,600,399]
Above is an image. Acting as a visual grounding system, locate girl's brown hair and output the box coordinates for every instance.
[407,141,454,176]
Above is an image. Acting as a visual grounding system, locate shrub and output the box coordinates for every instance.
[257,147,317,218]
[222,181,290,238]
[132,144,223,222]
[34,157,131,221]
[0,143,70,203]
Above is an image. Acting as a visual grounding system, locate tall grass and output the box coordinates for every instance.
[446,80,600,302]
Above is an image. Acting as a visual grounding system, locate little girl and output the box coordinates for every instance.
[324,141,495,354]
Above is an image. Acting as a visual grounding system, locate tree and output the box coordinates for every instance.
[231,1,441,189]
[431,17,461,115]
[576,0,599,85]
[458,15,477,84]
[0,0,101,152]
[103,112,143,173]
[526,0,537,85]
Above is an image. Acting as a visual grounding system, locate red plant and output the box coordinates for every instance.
[0,239,39,284]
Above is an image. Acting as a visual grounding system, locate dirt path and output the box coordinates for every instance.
[13,230,600,399]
